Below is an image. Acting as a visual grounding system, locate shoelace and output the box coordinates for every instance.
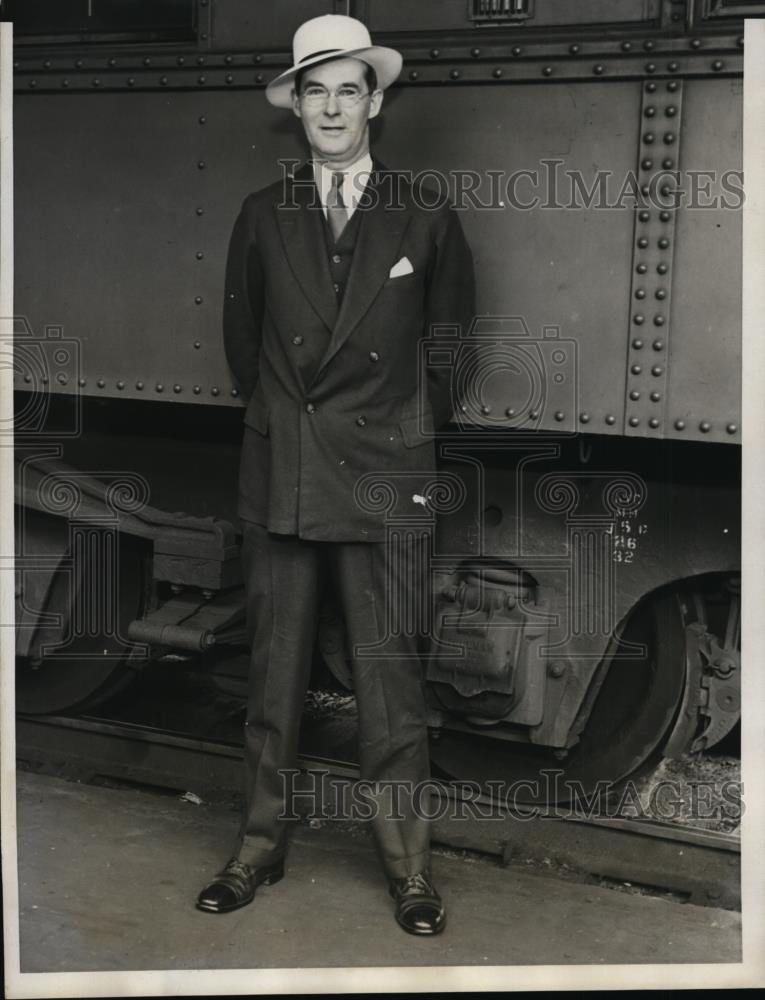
[396,872,432,895]
[223,858,253,881]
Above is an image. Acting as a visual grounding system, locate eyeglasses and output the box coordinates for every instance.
[299,85,371,109]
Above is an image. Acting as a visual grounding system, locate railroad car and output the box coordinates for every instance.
[11,0,750,802]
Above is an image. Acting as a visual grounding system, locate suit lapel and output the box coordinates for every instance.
[274,163,338,333]
[312,163,411,381]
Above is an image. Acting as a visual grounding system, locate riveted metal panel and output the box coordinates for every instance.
[375,81,639,434]
[359,0,663,33]
[13,90,305,405]
[665,76,742,443]
[210,0,335,51]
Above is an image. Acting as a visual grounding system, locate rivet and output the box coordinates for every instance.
[606,414,616,425]
[667,80,679,92]
[409,71,419,81]
[143,58,151,67]
[649,418,660,428]
[637,237,649,249]
[691,38,702,49]
[646,63,656,73]
[656,289,667,300]
[197,56,206,66]
[199,115,207,124]
[116,380,125,390]
[675,419,685,430]
[634,314,645,325]
[231,388,239,397]
[193,386,201,394]
[666,105,677,117]
[225,74,234,84]
[658,237,670,249]
[177,57,186,66]
[662,157,674,169]
[641,158,653,170]
[659,210,671,222]
[75,60,83,69]
[629,416,640,427]
[156,383,164,392]
[569,44,580,54]
[631,364,642,375]
[225,55,233,65]
[644,40,655,51]
[661,185,673,198]
[554,411,565,422]
[643,132,655,144]
[431,48,440,59]
[29,79,38,88]
[654,315,666,326]
[737,36,744,48]
[621,41,632,52]
[472,48,481,57]
[198,160,206,169]
[253,54,262,63]
[632,338,644,349]
[97,378,105,388]
[41,375,48,384]
[512,46,523,56]
[136,381,144,390]
[593,64,604,75]
[645,81,657,92]
[173,384,182,394]
[636,263,647,274]
[650,391,661,402]
[62,79,70,88]
[481,405,491,415]
[644,106,656,118]
[196,251,204,260]
[651,365,663,376]
[667,61,678,72]
[160,76,168,86]
[712,60,724,71]
[43,59,52,69]
[493,68,503,78]
[128,78,136,87]
[450,69,460,80]
[195,297,203,305]
[664,132,676,144]
[198,76,206,85]
[579,412,590,424]
[657,262,669,274]
[635,288,646,299]
[641,185,650,196]
[700,420,711,432]
[505,407,515,418]
[24,374,32,383]
[78,377,86,387]
[726,423,738,434]
[542,66,553,76]
[255,74,263,83]
[653,339,664,350]
[196,207,204,215]
[529,409,539,419]
[639,210,650,222]
[211,386,220,396]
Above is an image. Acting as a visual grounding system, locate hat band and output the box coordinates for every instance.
[298,47,345,64]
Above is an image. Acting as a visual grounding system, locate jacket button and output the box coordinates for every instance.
[356,415,367,427]
[333,283,340,293]
[292,335,304,345]
[369,351,380,362]
[306,402,316,414]
[332,254,342,264]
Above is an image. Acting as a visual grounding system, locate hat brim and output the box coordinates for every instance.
[265,46,403,108]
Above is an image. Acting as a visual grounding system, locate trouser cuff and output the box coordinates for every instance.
[383,849,431,880]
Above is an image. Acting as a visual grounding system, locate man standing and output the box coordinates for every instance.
[197,14,475,935]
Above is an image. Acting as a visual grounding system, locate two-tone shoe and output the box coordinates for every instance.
[196,857,284,914]
[389,870,446,936]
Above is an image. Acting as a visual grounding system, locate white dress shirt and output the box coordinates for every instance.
[312,153,373,221]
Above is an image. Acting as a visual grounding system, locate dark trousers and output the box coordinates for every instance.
[235,521,432,879]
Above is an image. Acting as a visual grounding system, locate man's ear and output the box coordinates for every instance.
[292,88,302,119]
[367,89,383,120]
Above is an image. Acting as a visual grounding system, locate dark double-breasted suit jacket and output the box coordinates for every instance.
[223,160,476,542]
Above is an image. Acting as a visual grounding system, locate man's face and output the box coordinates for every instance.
[292,57,382,168]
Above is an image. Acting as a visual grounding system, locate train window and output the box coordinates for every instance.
[701,0,765,15]
[1,0,197,43]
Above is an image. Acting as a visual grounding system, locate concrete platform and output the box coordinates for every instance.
[13,770,741,972]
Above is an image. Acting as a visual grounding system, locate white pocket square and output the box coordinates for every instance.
[389,256,414,279]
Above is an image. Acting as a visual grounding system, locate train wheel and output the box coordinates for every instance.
[428,589,689,806]
[16,533,151,715]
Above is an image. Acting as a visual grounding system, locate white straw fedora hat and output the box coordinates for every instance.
[265,14,403,109]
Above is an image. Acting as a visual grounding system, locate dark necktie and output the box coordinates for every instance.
[327,171,348,242]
